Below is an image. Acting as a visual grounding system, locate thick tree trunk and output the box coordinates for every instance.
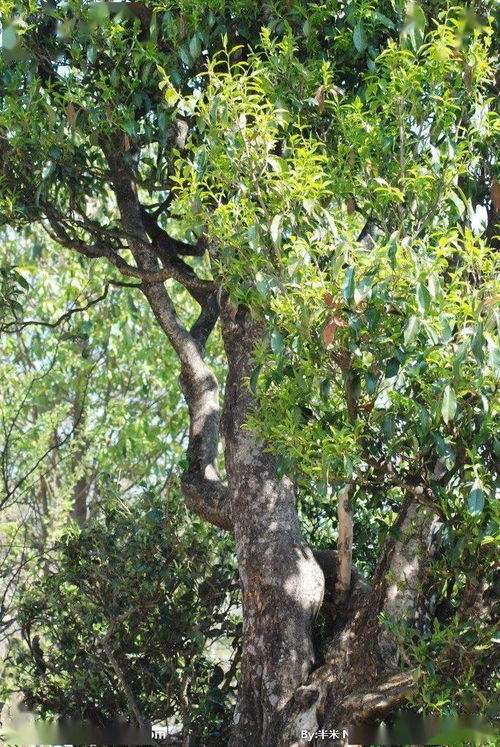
[221,307,324,746]
[102,147,440,745]
[279,500,439,746]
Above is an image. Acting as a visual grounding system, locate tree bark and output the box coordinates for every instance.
[98,144,441,745]
[221,306,324,746]
[278,499,439,746]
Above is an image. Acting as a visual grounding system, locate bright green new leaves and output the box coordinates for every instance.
[0,0,498,725]
[157,6,500,714]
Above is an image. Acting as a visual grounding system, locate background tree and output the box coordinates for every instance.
[0,1,498,745]
[10,491,239,745]
[0,230,240,745]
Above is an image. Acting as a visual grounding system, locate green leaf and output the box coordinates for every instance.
[471,323,485,364]
[342,266,355,303]
[404,315,420,345]
[270,329,284,354]
[365,372,378,394]
[270,214,283,253]
[2,25,17,50]
[448,191,465,216]
[319,379,331,401]
[248,223,261,251]
[387,231,398,268]
[86,45,97,63]
[468,486,486,515]
[353,22,367,52]
[427,274,440,299]
[255,273,275,298]
[373,11,394,29]
[488,341,500,375]
[14,272,29,290]
[249,366,261,394]
[441,385,457,424]
[417,283,431,314]
[189,34,202,60]
[193,146,207,179]
[178,44,191,67]
[413,3,427,31]
[164,86,180,108]
[385,357,400,378]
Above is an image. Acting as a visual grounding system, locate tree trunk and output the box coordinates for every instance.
[221,307,324,746]
[101,147,440,745]
[279,500,439,746]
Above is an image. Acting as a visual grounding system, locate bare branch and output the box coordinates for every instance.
[43,214,192,284]
[103,142,231,530]
[1,281,139,334]
[339,670,417,723]
[0,359,95,511]
[335,483,353,602]
[140,205,205,257]
[144,283,231,530]
[101,625,147,732]
[367,499,440,666]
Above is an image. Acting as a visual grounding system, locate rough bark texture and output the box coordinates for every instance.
[55,144,442,745]
[279,499,439,746]
[221,306,324,746]
[335,484,353,602]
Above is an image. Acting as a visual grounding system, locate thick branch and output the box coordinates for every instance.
[45,212,214,289]
[103,143,231,530]
[143,283,231,530]
[361,499,440,668]
[335,483,353,602]
[140,206,205,257]
[338,670,417,723]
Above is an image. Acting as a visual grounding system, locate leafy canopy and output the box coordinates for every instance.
[0,0,499,720]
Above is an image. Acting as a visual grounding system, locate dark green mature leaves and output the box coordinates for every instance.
[11,491,238,739]
[0,0,498,726]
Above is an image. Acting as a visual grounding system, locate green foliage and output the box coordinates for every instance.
[6,490,239,744]
[0,231,231,742]
[160,3,499,713]
[0,262,29,321]
[1,0,499,728]
[384,603,498,717]
[0,228,189,530]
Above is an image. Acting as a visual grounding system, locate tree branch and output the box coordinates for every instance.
[101,626,147,732]
[143,283,231,530]
[44,213,200,285]
[103,142,231,530]
[335,483,353,602]
[339,670,417,723]
[367,499,440,666]
[1,281,139,334]
[140,206,205,257]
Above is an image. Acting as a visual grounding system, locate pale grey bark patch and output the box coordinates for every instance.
[378,502,440,666]
[335,483,353,601]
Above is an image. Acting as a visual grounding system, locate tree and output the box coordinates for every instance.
[0,1,498,744]
[10,491,240,745]
[0,234,238,743]
[0,230,190,665]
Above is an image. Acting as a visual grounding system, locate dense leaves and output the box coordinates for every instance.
[9,491,239,744]
[0,0,499,736]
